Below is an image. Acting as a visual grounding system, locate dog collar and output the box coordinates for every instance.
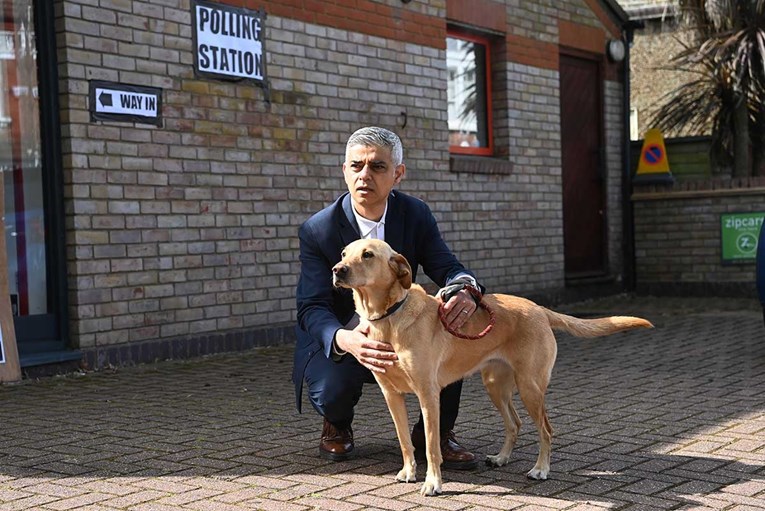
[369,294,408,321]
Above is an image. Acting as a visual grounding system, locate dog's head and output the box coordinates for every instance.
[332,239,412,291]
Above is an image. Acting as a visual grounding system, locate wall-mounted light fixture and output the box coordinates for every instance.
[606,38,626,63]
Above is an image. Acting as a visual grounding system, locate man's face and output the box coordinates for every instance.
[343,144,405,217]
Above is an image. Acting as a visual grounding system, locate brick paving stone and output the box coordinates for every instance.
[451,493,522,509]
[712,492,765,508]
[366,482,421,500]
[71,479,145,497]
[605,489,684,508]
[722,479,765,496]
[347,493,418,510]
[155,488,226,506]
[74,507,126,511]
[315,482,379,500]
[131,477,200,494]
[556,492,620,508]
[268,483,326,501]
[568,477,628,496]
[232,475,299,490]
[128,505,188,511]
[42,493,115,510]
[284,474,349,489]
[183,500,257,511]
[513,479,578,497]
[400,492,472,511]
[1,296,765,510]
[100,489,169,508]
[565,504,612,511]
[0,494,59,510]
[0,488,31,501]
[618,477,677,495]
[294,496,366,511]
[212,487,272,504]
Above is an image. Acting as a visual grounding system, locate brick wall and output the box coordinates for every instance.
[633,181,765,296]
[54,0,628,366]
[629,6,762,290]
[630,18,699,138]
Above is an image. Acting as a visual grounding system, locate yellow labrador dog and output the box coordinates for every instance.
[332,239,653,496]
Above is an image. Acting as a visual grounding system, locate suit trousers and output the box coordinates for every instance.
[303,348,463,432]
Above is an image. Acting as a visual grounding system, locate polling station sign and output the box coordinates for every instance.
[192,0,268,85]
[721,212,764,264]
[89,81,162,126]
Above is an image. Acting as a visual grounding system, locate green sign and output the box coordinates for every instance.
[721,212,764,263]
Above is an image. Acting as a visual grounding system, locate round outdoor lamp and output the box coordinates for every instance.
[606,38,626,62]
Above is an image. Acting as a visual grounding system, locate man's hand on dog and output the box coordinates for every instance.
[439,289,477,330]
[335,322,398,373]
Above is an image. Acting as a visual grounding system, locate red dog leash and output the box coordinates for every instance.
[438,285,495,339]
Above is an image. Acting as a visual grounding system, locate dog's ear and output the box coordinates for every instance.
[389,253,412,289]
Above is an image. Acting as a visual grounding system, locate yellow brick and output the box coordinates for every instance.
[273,128,296,140]
[181,80,209,94]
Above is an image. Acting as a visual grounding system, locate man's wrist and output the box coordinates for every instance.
[439,274,482,304]
[333,338,348,356]
[331,330,348,361]
[452,273,478,289]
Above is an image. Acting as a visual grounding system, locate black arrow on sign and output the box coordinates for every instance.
[99,92,113,107]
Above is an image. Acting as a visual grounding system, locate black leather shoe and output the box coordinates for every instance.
[411,428,478,470]
[319,419,354,461]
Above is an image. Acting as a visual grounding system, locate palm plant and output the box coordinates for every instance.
[650,0,765,177]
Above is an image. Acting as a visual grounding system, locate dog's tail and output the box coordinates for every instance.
[544,309,653,338]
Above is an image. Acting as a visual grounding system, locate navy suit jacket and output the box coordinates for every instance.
[292,190,479,411]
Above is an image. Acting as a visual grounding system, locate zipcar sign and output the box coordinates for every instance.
[89,81,162,126]
[721,212,764,264]
[193,0,267,83]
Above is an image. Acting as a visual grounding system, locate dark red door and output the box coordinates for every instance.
[559,54,606,277]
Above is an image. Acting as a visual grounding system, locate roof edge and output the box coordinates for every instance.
[623,3,678,21]
[600,0,631,25]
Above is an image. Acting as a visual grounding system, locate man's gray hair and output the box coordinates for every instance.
[345,127,404,166]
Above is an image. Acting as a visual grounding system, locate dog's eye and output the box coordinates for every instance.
[362,251,374,259]
[341,251,346,258]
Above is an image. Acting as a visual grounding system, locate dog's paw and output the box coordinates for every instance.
[486,454,510,467]
[420,476,442,496]
[395,465,416,483]
[526,467,549,480]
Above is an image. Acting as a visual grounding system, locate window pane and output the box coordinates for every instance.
[0,0,48,317]
[447,36,489,149]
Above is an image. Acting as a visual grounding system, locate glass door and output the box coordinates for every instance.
[1,0,66,360]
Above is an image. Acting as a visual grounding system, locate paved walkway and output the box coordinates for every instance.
[1,295,764,511]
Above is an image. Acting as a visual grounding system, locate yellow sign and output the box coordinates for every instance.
[635,128,674,183]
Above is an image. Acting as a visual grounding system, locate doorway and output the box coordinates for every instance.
[1,0,69,364]
[559,52,607,278]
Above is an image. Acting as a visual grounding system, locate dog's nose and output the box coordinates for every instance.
[333,264,349,277]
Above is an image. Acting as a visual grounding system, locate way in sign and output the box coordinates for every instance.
[95,88,159,117]
[119,94,151,110]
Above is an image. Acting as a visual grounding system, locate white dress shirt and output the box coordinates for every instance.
[351,201,387,241]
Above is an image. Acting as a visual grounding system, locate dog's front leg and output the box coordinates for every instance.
[379,386,417,483]
[482,363,522,467]
[417,388,443,496]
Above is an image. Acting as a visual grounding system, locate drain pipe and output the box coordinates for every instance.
[621,21,642,292]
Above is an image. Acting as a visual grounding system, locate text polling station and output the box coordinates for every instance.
[193,0,267,83]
